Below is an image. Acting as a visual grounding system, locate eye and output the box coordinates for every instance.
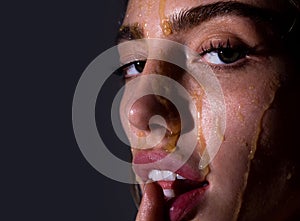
[202,48,246,65]
[122,60,146,78]
[200,40,249,65]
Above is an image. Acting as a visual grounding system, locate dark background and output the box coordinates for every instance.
[2,0,137,220]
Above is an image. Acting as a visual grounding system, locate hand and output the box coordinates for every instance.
[135,182,166,221]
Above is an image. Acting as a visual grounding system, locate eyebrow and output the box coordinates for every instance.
[170,1,278,32]
[117,23,144,43]
[116,1,282,43]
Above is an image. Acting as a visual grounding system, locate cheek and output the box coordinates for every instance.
[218,62,281,156]
[178,61,282,171]
[184,63,281,159]
[203,60,283,216]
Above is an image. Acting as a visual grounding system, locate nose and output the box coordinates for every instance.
[128,94,180,134]
[126,60,193,138]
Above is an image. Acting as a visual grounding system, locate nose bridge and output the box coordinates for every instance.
[128,60,183,135]
[147,40,187,79]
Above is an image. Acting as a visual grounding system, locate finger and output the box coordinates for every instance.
[135,182,165,221]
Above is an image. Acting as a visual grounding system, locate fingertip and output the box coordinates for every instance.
[136,182,165,221]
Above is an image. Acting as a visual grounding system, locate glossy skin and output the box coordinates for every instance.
[119,0,300,220]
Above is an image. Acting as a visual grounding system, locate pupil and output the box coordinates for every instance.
[218,49,241,64]
[134,61,146,73]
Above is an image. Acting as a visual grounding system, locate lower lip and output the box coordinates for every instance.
[167,186,207,221]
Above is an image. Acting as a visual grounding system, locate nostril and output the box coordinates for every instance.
[148,115,168,133]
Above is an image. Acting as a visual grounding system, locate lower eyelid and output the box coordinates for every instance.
[209,55,267,73]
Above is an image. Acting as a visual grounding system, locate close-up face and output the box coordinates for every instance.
[118,0,300,220]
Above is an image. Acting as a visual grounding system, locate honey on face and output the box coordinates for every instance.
[163,132,180,153]
[159,0,172,36]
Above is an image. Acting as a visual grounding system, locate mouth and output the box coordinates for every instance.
[133,149,209,221]
[148,169,209,221]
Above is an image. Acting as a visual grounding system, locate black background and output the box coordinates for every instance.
[2,0,136,220]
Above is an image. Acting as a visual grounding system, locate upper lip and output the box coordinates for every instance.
[132,148,209,182]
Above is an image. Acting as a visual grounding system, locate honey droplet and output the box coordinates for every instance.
[144,23,150,38]
[137,131,146,137]
[162,19,172,36]
[248,150,255,159]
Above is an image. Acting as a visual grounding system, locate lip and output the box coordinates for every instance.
[133,149,209,221]
[157,179,209,221]
[167,184,208,221]
[132,149,208,182]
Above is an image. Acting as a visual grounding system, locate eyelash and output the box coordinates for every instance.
[119,39,252,78]
[200,39,233,53]
[199,39,251,67]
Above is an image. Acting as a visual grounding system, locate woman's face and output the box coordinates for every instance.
[119,0,299,220]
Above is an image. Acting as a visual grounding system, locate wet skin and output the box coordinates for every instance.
[118,0,300,220]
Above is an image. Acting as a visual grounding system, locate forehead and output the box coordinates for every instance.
[124,0,285,23]
[121,0,288,41]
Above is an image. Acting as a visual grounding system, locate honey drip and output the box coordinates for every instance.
[192,90,207,167]
[163,115,181,153]
[237,105,245,123]
[159,0,172,36]
[249,104,270,160]
[197,111,207,156]
[163,132,180,153]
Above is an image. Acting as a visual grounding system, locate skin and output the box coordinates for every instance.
[119,0,300,220]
